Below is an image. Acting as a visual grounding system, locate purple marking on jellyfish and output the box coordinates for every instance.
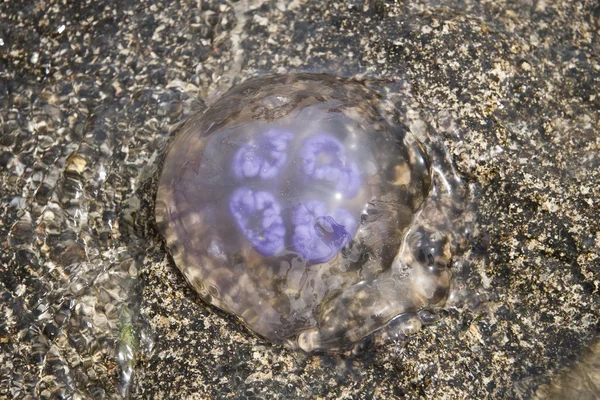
[229,187,286,256]
[232,129,294,180]
[300,133,362,199]
[292,200,357,263]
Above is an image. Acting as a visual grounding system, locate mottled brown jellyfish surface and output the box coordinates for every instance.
[155,74,464,352]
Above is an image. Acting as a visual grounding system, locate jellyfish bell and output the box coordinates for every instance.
[155,73,466,352]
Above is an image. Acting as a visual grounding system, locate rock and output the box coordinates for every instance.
[0,0,598,399]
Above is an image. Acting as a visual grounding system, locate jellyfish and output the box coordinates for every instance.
[155,74,460,352]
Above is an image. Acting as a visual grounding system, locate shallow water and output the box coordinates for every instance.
[2,0,598,398]
[1,82,203,397]
[1,70,474,396]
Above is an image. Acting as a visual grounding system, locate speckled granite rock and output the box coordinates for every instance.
[1,0,598,399]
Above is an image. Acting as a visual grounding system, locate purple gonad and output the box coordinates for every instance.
[229,130,361,262]
[291,200,357,263]
[229,187,286,256]
[232,129,294,180]
[299,133,362,199]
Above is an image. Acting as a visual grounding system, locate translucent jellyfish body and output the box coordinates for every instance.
[156,74,462,352]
